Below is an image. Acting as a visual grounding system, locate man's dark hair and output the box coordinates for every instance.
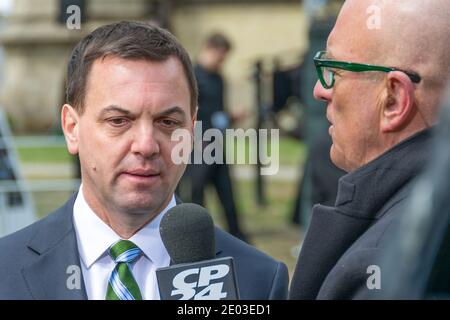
[66,21,198,114]
[204,33,232,51]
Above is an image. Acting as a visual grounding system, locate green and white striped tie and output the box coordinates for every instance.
[106,240,143,300]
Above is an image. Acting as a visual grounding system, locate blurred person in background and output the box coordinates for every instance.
[290,0,450,299]
[178,33,248,242]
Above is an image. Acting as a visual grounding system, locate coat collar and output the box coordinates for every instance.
[290,128,433,300]
[334,128,433,220]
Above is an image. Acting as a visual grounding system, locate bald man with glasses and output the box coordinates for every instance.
[290,0,450,299]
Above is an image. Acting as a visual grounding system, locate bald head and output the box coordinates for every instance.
[315,0,450,171]
[329,0,450,117]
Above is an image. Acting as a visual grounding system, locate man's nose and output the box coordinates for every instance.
[313,80,332,102]
[131,125,160,159]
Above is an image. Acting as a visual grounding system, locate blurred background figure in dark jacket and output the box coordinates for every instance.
[178,33,248,243]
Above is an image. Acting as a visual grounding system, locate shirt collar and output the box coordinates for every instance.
[73,185,175,269]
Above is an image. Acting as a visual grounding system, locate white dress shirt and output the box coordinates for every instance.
[73,185,174,300]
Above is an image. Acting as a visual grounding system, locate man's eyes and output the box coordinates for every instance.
[107,117,130,127]
[105,117,182,128]
[157,118,182,128]
[330,68,343,77]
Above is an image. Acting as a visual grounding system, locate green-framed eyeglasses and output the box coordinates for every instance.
[314,51,422,89]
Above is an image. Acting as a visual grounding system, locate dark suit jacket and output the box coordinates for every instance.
[290,129,432,299]
[0,194,288,300]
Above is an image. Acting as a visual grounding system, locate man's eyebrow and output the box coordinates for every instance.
[155,106,187,120]
[99,105,131,116]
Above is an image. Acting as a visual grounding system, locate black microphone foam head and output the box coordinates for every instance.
[160,203,215,264]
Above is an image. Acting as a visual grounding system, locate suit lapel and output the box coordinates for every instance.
[22,194,87,300]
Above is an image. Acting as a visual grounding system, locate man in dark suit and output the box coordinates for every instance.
[290,0,450,299]
[0,21,288,300]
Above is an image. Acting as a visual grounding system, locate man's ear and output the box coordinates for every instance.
[381,71,416,132]
[61,104,79,155]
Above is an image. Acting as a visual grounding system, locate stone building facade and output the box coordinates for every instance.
[0,0,306,133]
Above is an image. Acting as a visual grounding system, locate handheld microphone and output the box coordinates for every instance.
[156,203,239,300]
